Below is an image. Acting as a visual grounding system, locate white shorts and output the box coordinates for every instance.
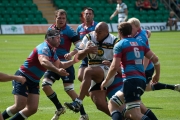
[118,17,125,23]
[89,65,116,91]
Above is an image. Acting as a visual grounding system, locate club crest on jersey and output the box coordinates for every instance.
[130,42,138,46]
[97,47,104,56]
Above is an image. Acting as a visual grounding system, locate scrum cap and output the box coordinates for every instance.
[45,29,60,39]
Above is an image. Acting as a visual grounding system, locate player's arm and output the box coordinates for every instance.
[70,40,82,56]
[146,30,151,38]
[64,31,81,60]
[145,50,160,83]
[76,35,98,60]
[38,55,62,73]
[143,57,149,70]
[101,57,121,89]
[64,39,80,60]
[110,10,118,20]
[38,55,69,76]
[124,8,128,21]
[0,72,26,84]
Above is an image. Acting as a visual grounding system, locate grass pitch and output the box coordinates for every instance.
[0,32,180,120]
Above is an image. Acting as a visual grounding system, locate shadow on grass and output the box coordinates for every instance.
[147,107,163,109]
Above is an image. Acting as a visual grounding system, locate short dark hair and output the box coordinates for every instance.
[55,9,67,18]
[45,29,60,39]
[118,22,132,36]
[84,7,94,14]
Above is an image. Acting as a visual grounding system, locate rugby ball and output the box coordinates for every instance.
[86,41,97,59]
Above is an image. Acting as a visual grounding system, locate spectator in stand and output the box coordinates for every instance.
[135,0,143,11]
[166,11,178,30]
[151,0,158,10]
[142,0,151,10]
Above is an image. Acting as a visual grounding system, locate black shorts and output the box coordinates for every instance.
[12,70,40,97]
[44,65,75,83]
[123,78,146,103]
[145,67,154,84]
[89,81,106,92]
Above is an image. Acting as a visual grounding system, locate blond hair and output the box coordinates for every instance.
[127,17,141,28]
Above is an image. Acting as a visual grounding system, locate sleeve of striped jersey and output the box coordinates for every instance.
[37,46,51,57]
[113,41,123,58]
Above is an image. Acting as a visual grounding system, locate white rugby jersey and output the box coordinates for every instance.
[116,3,127,18]
[78,31,119,65]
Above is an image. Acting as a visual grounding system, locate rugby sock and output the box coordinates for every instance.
[2,107,14,119]
[111,110,122,120]
[79,105,86,115]
[10,111,27,120]
[48,92,63,110]
[152,82,175,90]
[144,109,158,120]
[75,98,83,104]
[141,115,151,120]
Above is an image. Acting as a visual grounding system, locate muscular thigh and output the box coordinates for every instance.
[89,90,107,104]
[84,66,104,83]
[26,93,39,110]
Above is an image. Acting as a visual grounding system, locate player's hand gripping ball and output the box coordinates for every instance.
[86,41,97,59]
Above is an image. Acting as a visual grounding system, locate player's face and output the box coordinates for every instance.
[84,10,94,22]
[95,29,106,42]
[56,13,66,27]
[51,35,60,47]
[131,24,138,37]
[117,0,122,4]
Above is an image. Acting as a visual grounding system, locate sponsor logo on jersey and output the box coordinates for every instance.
[130,42,138,46]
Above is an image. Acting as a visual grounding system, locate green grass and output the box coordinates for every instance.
[0,32,180,120]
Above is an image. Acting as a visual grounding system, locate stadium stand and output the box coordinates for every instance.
[0,0,48,24]
[0,0,170,24]
[52,0,170,24]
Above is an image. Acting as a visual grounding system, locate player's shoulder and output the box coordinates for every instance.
[94,21,99,25]
[36,42,50,52]
[86,31,95,39]
[77,23,83,28]
[122,2,127,7]
[48,24,56,30]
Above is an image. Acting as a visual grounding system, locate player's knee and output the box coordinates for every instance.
[27,107,38,115]
[14,104,26,112]
[64,84,74,92]
[93,99,107,111]
[110,95,124,107]
[41,81,53,91]
[126,102,141,118]
[84,67,93,74]
[77,74,83,82]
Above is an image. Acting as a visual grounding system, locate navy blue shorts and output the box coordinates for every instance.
[12,70,40,97]
[123,78,146,103]
[44,65,75,83]
[145,67,154,84]
[79,57,88,68]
